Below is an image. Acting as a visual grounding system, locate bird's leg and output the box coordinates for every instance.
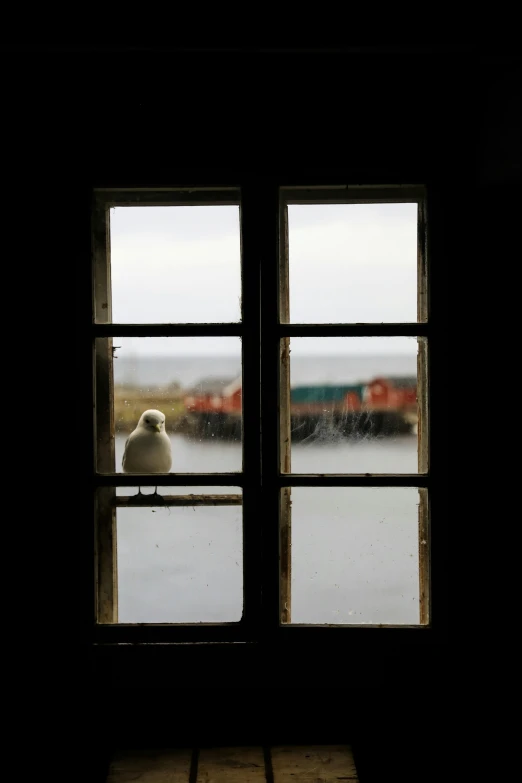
[152,485,164,502]
[152,485,168,512]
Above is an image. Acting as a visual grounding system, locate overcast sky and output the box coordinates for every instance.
[110,203,418,357]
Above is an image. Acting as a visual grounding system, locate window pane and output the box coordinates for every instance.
[285,337,422,474]
[115,487,243,623]
[108,204,241,323]
[96,336,242,473]
[287,487,421,624]
[287,202,418,323]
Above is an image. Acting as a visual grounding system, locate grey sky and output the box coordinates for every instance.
[110,203,418,357]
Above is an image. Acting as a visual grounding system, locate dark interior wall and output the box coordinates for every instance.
[24,43,518,780]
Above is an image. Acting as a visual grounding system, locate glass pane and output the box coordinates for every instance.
[287,487,421,624]
[97,336,242,473]
[287,202,418,323]
[108,204,241,323]
[285,337,421,474]
[115,487,242,623]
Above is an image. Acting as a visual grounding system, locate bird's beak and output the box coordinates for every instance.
[153,424,161,432]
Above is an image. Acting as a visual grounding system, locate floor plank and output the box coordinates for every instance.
[197,746,266,782]
[271,745,359,782]
[106,748,192,782]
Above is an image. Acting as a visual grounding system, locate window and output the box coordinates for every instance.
[92,184,430,643]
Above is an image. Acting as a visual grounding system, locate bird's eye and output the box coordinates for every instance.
[145,418,149,423]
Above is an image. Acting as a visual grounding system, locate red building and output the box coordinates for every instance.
[184,376,242,415]
[363,376,417,410]
[221,377,242,414]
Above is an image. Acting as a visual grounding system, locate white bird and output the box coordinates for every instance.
[122,409,172,494]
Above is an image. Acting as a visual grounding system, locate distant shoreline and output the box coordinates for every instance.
[114,353,418,388]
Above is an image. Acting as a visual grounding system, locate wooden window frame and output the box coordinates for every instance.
[92,182,433,647]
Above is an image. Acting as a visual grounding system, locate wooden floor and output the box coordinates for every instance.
[107,745,359,782]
